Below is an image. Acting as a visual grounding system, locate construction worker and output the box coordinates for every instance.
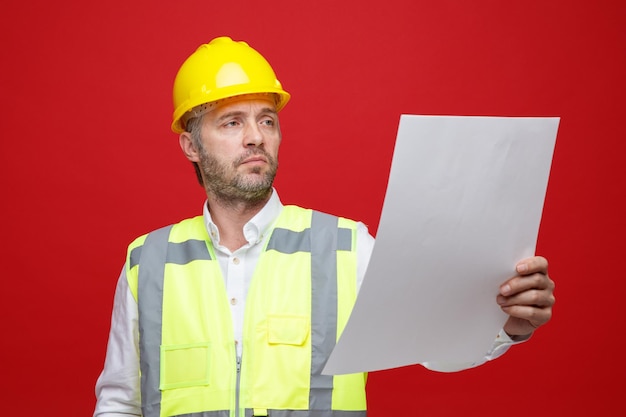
[93,37,555,417]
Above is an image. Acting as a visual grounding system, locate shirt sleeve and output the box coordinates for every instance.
[355,221,376,291]
[93,267,142,417]
[421,329,531,372]
[354,222,529,373]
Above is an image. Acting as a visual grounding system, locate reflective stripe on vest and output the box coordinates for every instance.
[136,225,179,417]
[132,207,366,417]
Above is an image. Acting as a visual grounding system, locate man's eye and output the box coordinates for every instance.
[261,119,274,126]
[224,120,239,127]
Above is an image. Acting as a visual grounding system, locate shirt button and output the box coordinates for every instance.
[231,298,238,305]
[233,257,240,265]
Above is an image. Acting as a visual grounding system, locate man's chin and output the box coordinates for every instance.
[235,177,274,194]
[239,171,275,187]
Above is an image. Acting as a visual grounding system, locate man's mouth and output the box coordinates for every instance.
[237,151,269,167]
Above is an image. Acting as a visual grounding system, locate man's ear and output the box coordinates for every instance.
[179,132,201,163]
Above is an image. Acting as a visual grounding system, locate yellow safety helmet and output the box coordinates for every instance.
[171,36,291,133]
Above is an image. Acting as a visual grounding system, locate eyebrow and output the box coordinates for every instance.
[215,107,277,124]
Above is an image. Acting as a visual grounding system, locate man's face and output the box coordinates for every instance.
[192,96,281,204]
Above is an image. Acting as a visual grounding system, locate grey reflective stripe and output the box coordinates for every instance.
[309,211,339,410]
[267,227,352,253]
[266,228,311,253]
[174,411,230,417]
[129,245,142,269]
[133,239,212,270]
[133,240,211,269]
[336,228,352,251]
[166,239,213,264]
[138,225,173,417]
[244,410,366,417]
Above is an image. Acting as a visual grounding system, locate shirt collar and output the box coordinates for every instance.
[202,188,284,247]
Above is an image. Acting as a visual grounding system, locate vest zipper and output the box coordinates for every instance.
[235,354,242,417]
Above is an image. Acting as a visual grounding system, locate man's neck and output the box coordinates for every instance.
[206,193,270,252]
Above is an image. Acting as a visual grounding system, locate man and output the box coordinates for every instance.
[94,37,555,417]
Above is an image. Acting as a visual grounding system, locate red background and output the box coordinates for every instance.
[1,0,624,415]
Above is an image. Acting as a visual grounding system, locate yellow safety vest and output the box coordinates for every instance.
[126,206,367,417]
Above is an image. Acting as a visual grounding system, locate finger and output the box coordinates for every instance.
[500,304,553,328]
[499,272,554,297]
[498,287,556,309]
[516,255,548,276]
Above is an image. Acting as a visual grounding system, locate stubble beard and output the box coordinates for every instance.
[198,147,277,207]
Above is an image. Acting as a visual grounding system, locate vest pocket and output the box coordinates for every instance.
[160,342,211,390]
[267,315,309,346]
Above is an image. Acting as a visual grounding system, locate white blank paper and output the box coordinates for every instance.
[323,115,559,375]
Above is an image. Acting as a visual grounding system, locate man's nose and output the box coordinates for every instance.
[244,122,263,146]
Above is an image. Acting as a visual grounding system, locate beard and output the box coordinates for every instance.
[198,146,278,206]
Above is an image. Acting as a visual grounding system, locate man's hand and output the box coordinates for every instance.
[498,256,555,338]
